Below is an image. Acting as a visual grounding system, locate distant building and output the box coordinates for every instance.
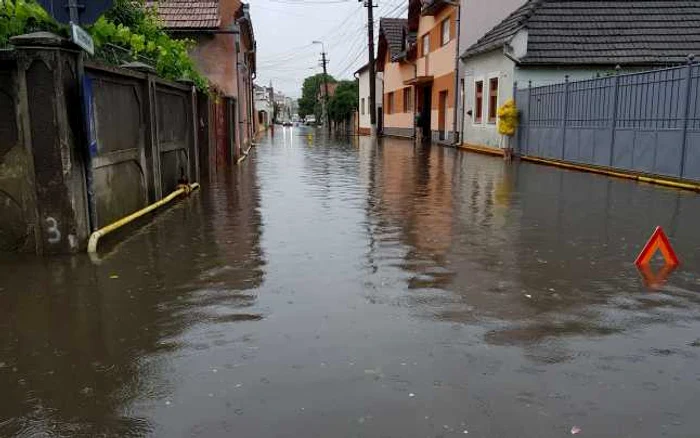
[254,84,273,131]
[354,63,383,135]
[149,0,256,160]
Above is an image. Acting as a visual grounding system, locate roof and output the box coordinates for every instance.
[146,1,220,30]
[379,18,409,60]
[461,0,700,66]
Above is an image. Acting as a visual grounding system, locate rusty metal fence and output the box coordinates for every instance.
[516,60,700,182]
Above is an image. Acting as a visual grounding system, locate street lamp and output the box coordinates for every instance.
[312,40,331,131]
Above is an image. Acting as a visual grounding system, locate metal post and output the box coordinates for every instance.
[680,54,695,178]
[609,65,621,167]
[561,75,569,160]
[513,80,519,155]
[526,80,532,156]
[67,0,80,23]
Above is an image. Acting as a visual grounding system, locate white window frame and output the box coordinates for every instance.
[472,76,485,125]
[441,19,450,46]
[422,34,430,57]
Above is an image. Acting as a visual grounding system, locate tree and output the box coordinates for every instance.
[298,73,336,119]
[328,80,358,127]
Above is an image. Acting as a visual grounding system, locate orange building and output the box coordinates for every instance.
[409,0,458,144]
[378,1,459,143]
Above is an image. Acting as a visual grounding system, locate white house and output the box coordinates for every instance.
[254,84,273,131]
[355,63,383,135]
[460,0,700,151]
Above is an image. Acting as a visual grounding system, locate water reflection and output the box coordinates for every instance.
[362,137,700,357]
[0,166,264,437]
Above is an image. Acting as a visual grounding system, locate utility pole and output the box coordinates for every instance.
[360,0,377,137]
[321,51,331,132]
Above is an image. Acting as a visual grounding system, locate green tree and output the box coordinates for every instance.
[328,80,358,125]
[298,73,336,119]
[0,0,63,47]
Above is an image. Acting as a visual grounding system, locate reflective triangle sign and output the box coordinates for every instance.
[634,226,680,267]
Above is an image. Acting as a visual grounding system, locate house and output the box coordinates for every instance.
[454,0,528,140]
[377,1,460,143]
[354,62,383,135]
[409,0,459,143]
[377,17,415,139]
[254,84,273,131]
[459,0,700,152]
[149,0,256,162]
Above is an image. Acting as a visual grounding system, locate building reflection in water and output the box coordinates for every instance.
[0,163,265,437]
[362,136,700,363]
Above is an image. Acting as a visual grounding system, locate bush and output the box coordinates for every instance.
[0,0,64,47]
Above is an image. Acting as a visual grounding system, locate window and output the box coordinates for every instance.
[474,81,484,123]
[422,34,430,57]
[403,87,412,112]
[488,77,499,123]
[441,19,450,46]
[388,92,394,114]
[361,98,365,115]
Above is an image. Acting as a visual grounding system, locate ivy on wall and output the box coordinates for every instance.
[0,0,208,91]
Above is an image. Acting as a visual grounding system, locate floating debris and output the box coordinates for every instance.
[571,426,581,435]
[525,294,532,299]
[409,393,415,398]
[109,274,119,279]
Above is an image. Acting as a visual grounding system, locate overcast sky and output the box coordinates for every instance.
[250,0,408,98]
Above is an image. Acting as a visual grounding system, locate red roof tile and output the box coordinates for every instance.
[146,1,220,30]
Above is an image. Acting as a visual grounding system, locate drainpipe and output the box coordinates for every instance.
[449,1,461,146]
[234,29,245,160]
[413,61,418,139]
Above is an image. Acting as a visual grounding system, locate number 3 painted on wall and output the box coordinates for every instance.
[45,217,61,244]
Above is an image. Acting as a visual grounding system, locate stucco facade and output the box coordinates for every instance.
[356,65,383,135]
[413,4,458,143]
[383,52,416,138]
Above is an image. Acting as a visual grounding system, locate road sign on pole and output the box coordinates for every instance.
[71,23,94,55]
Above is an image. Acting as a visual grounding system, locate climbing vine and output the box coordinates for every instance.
[0,0,64,47]
[0,0,208,91]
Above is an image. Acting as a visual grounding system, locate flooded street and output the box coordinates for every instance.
[2,128,700,437]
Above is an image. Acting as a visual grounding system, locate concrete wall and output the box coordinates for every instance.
[0,53,35,252]
[0,34,203,254]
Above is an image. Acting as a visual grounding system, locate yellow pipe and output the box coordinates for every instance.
[87,182,200,253]
[519,156,700,192]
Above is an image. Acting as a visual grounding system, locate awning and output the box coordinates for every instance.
[404,76,434,86]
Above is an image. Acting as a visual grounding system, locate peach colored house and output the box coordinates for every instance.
[377,1,459,143]
[409,0,459,144]
[377,18,416,139]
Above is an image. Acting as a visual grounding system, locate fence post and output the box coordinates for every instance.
[679,54,695,179]
[561,75,569,160]
[526,80,532,156]
[609,65,621,167]
[513,80,519,155]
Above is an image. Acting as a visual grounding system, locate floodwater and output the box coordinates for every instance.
[2,128,700,437]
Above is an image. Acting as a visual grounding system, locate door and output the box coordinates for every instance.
[377,106,383,134]
[421,85,432,140]
[438,90,447,141]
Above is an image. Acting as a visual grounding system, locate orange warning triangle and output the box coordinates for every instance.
[634,226,680,267]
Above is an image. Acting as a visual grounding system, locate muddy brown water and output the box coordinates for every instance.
[2,129,700,437]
